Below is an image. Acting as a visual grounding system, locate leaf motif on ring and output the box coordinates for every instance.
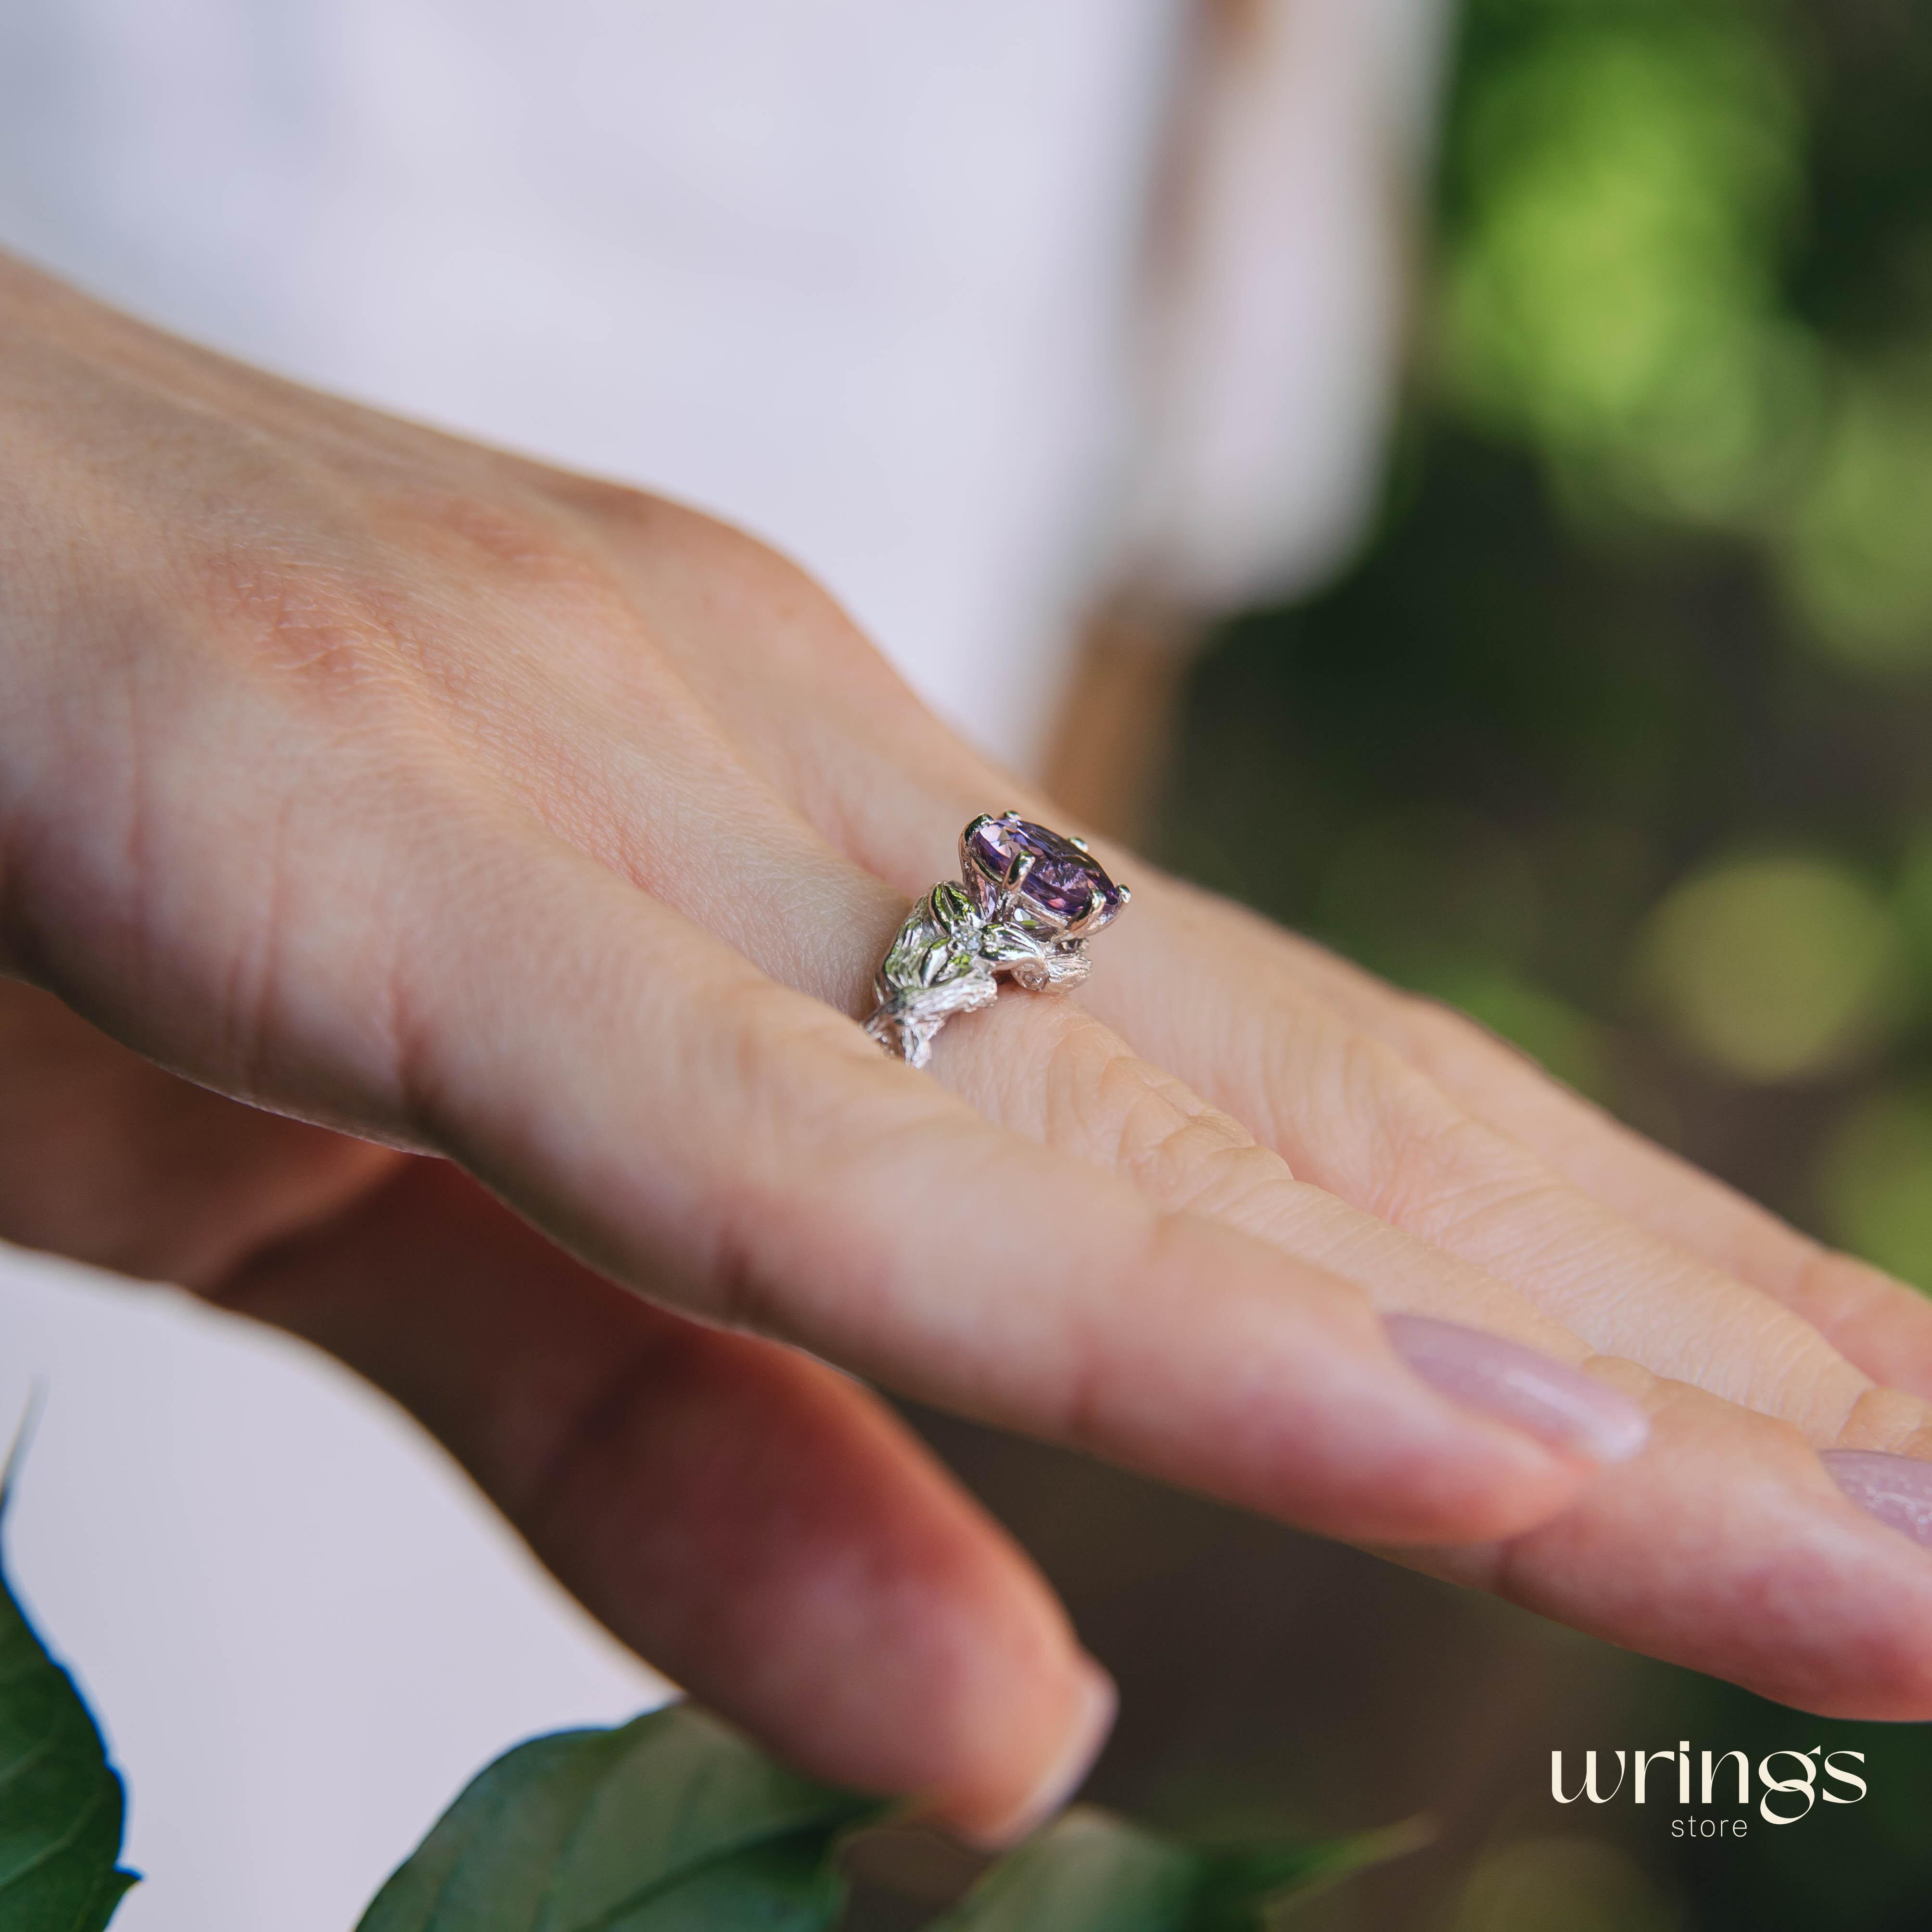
[977,921,1054,967]
[929,880,979,935]
[880,892,984,995]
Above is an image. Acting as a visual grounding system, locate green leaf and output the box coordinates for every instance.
[356,1703,883,1932]
[1188,1822,1430,1932]
[927,1808,1424,1932]
[598,1830,846,1930]
[927,1812,1199,1932]
[0,1412,140,1932]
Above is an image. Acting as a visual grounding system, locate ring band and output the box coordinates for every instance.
[864,813,1130,1068]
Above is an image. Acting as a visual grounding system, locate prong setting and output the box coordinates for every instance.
[867,813,1129,1065]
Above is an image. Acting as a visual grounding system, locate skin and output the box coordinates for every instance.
[6,251,1932,1842]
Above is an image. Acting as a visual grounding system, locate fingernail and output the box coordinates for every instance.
[1820,1450,1932,1550]
[1385,1314,1650,1465]
[968,1658,1116,1849]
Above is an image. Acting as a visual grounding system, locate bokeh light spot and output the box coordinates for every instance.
[1787,366,1932,667]
[1637,854,1910,1080]
[1895,824,1932,985]
[1439,13,1803,521]
[1451,1835,1686,1932]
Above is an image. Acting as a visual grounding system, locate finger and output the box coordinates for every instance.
[1222,928,1932,1398]
[0,978,397,1285]
[213,1157,1112,1843]
[7,738,1592,1550]
[0,984,1112,1839]
[930,989,1932,1717]
[1092,883,1932,1421]
[1405,1371,1932,1722]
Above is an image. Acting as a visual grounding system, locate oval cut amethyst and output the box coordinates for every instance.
[967,816,1122,922]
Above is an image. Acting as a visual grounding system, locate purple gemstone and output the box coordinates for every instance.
[967,817,1122,922]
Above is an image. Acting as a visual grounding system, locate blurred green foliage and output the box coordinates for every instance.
[1441,0,1808,528]
[1167,0,1932,1284]
[1161,0,1932,1924]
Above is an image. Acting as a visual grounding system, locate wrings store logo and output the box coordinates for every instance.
[1552,1743,1867,1835]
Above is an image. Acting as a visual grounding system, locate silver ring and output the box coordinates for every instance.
[864,813,1131,1068]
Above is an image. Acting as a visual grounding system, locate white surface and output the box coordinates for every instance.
[1125,0,1454,609]
[0,1243,662,1931]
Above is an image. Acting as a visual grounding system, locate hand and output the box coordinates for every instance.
[4,253,1931,1842]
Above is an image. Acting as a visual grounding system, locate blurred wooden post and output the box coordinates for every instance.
[1042,597,1199,845]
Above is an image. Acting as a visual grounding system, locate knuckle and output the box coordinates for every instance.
[1790,1243,1932,1366]
[400,485,639,624]
[1023,1010,1297,1228]
[1110,1080,1269,1213]
[1278,1019,1489,1215]
[580,481,883,667]
[1840,1384,1932,1462]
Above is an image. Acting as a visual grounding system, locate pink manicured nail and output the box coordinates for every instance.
[968,1659,1117,1848]
[1821,1450,1932,1550]
[1386,1314,1650,1465]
